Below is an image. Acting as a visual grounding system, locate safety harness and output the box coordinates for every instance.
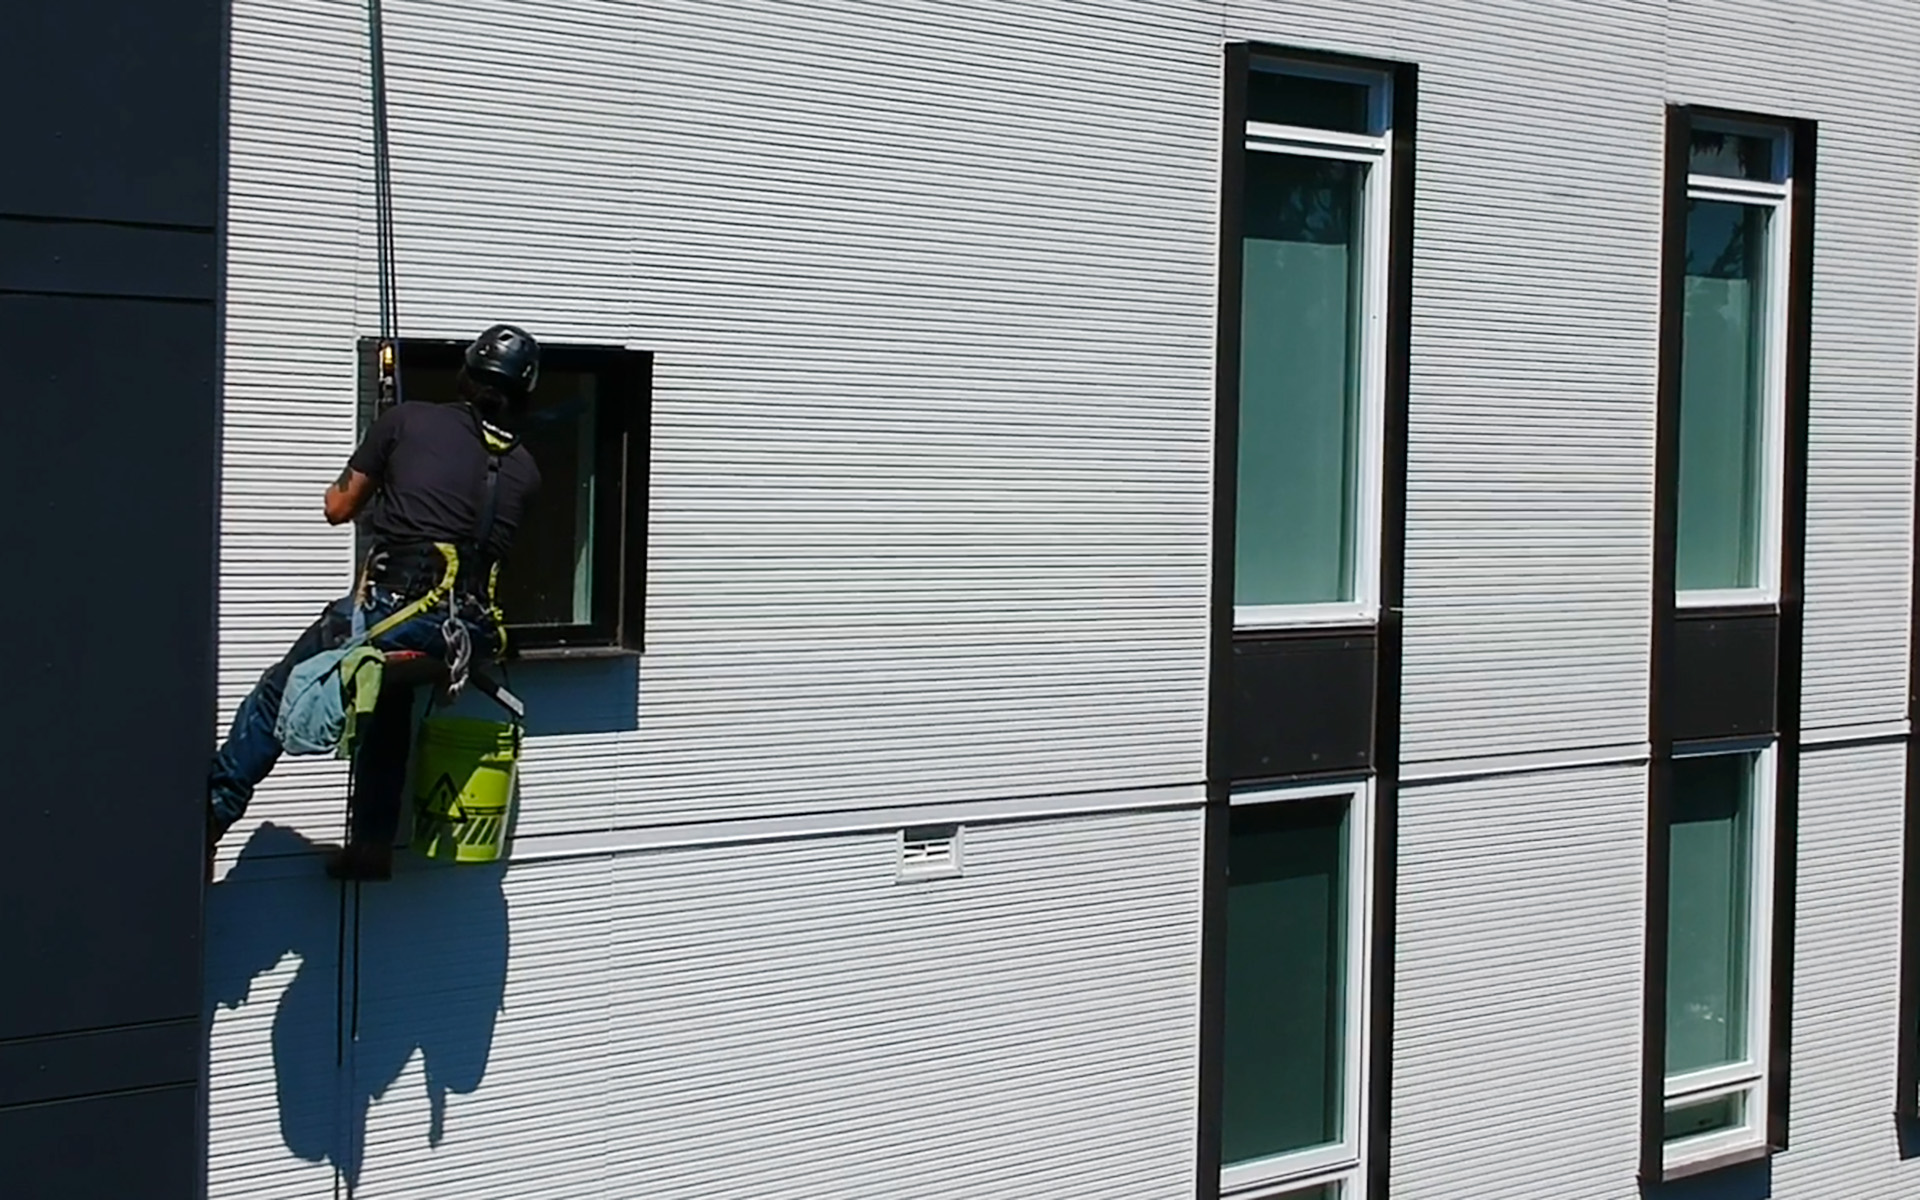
[354,408,519,695]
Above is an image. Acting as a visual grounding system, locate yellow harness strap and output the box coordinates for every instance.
[357,542,465,644]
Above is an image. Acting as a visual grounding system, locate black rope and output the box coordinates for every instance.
[368,0,403,414]
[344,0,398,872]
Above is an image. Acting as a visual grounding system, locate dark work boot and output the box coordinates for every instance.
[323,841,394,882]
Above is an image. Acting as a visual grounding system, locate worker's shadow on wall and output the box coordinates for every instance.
[205,822,510,1192]
[506,654,641,736]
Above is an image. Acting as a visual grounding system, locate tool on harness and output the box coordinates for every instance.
[312,431,523,869]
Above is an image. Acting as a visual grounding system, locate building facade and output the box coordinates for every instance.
[9,0,1920,1197]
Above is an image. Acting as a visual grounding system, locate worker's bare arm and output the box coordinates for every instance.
[324,466,375,525]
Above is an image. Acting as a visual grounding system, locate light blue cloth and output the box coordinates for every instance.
[275,644,387,758]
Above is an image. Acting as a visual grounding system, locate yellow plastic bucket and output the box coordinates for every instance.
[411,717,521,864]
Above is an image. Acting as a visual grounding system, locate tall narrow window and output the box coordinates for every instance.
[1211,46,1411,1200]
[1234,61,1392,628]
[1224,782,1372,1199]
[1647,106,1809,1183]
[1662,747,1776,1172]
[1677,124,1791,604]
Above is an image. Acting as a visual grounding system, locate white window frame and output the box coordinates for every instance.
[1223,778,1376,1200]
[1675,120,1792,610]
[1234,61,1394,632]
[1662,740,1778,1175]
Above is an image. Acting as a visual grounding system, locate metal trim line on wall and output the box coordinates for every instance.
[1637,100,1693,1187]
[1195,42,1249,1199]
[1767,112,1816,1157]
[1365,55,1417,1200]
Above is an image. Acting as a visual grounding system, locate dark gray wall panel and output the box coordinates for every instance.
[1220,631,1376,782]
[0,1021,199,1109]
[1669,610,1779,744]
[0,1085,198,1199]
[0,217,217,301]
[5,4,221,225]
[5,0,221,1191]
[0,294,214,1038]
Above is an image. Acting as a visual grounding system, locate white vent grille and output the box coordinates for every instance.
[898,825,963,880]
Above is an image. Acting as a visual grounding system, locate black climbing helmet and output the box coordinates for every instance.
[463,323,539,395]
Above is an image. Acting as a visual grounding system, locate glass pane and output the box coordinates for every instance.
[1236,153,1365,609]
[1248,67,1372,133]
[1667,754,1756,1076]
[1690,130,1776,181]
[1665,1092,1747,1143]
[1677,200,1770,592]
[502,371,599,626]
[1224,797,1351,1166]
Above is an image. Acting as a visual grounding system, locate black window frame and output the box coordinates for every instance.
[1201,41,1416,1200]
[1641,104,1815,1185]
[355,336,651,657]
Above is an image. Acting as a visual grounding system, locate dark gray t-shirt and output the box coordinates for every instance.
[348,402,540,559]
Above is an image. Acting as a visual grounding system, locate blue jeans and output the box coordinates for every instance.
[207,590,498,846]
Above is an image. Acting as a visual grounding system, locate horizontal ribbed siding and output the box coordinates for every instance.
[207,809,1201,1198]
[599,809,1201,1199]
[613,0,1216,825]
[351,860,610,1199]
[1772,742,1913,1200]
[1799,134,1918,733]
[1391,764,1647,1199]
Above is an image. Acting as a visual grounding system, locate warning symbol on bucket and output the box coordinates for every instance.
[411,717,519,864]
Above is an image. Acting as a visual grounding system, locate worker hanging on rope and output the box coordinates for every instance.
[205,325,544,882]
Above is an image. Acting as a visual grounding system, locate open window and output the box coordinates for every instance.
[356,338,650,656]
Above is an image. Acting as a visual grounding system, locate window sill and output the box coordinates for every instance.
[1235,603,1379,631]
[1657,1139,1770,1183]
[507,644,640,663]
[1675,592,1779,616]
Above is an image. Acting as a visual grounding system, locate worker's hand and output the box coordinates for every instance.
[324,466,375,525]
